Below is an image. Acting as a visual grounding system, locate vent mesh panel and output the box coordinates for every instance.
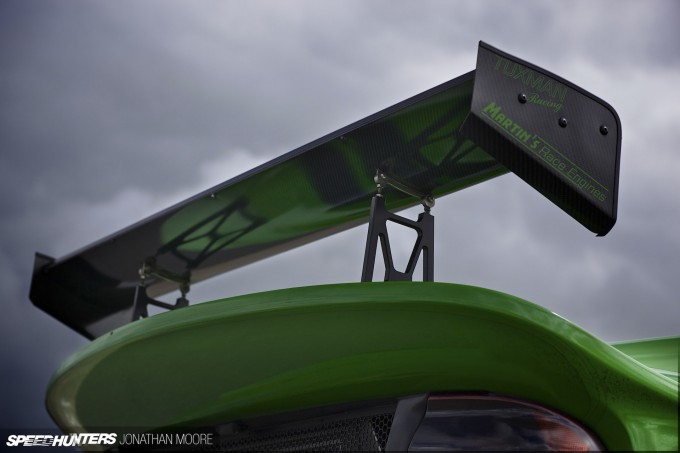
[215,411,394,452]
[120,403,395,452]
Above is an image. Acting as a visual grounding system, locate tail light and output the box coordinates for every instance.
[407,394,603,451]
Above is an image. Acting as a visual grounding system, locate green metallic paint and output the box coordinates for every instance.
[612,336,679,382]
[47,283,678,450]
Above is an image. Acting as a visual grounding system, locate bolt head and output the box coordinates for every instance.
[600,125,609,135]
[518,93,527,104]
[558,117,568,128]
[423,196,435,209]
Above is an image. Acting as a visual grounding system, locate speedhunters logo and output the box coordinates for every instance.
[6,433,117,447]
[6,432,214,448]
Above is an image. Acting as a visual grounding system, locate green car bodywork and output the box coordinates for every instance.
[612,336,679,383]
[47,282,678,451]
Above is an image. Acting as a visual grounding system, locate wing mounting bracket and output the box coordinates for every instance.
[361,172,434,282]
[132,258,190,320]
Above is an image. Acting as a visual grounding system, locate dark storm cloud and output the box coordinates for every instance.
[2,1,421,204]
[1,0,678,430]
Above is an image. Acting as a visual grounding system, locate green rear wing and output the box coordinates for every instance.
[30,42,621,339]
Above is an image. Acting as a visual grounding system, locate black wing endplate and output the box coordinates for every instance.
[461,42,621,235]
[30,42,620,339]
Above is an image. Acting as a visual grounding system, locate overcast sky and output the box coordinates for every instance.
[1,0,678,430]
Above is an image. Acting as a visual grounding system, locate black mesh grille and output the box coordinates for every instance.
[215,411,394,452]
[120,401,396,452]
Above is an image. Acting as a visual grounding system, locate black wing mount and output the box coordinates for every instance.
[361,172,435,283]
[30,42,621,339]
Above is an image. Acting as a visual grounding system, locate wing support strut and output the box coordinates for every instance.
[132,259,190,320]
[361,172,434,282]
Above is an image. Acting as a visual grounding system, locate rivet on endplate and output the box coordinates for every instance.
[558,117,568,128]
[600,125,609,135]
[518,93,527,104]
